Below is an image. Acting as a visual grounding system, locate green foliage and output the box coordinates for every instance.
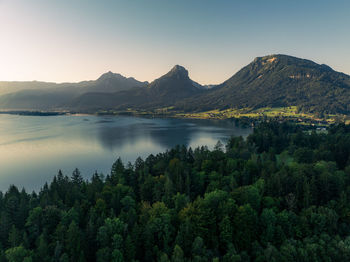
[2,122,350,261]
[5,246,32,262]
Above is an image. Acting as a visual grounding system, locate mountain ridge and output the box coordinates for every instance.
[0,54,350,116]
[69,65,204,111]
[0,72,148,110]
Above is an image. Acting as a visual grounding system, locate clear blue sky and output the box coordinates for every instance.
[0,0,349,84]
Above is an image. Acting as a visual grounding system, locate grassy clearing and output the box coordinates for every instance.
[176,106,310,119]
[96,106,350,126]
[176,106,350,125]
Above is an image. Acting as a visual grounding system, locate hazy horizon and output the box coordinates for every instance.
[1,0,349,85]
[0,53,348,86]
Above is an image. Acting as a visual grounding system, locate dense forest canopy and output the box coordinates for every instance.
[2,122,350,261]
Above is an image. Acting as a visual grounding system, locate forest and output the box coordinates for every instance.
[2,122,350,261]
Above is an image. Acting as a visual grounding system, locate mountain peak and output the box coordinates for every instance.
[168,65,189,78]
[97,71,124,81]
[171,64,187,71]
[252,54,334,71]
[147,64,203,99]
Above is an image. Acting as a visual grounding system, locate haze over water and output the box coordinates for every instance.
[0,114,251,192]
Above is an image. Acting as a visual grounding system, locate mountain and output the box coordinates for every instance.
[147,65,204,104]
[0,72,147,110]
[70,65,204,111]
[176,55,350,114]
[93,71,148,93]
[1,55,350,115]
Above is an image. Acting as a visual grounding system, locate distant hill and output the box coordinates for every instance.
[176,55,350,114]
[0,81,59,96]
[0,72,147,110]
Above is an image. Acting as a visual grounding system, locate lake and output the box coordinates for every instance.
[0,114,252,192]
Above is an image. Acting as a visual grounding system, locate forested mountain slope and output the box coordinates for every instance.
[177,55,350,114]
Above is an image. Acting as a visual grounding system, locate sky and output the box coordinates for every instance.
[0,0,349,85]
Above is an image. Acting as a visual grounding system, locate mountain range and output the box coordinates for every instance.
[1,54,350,115]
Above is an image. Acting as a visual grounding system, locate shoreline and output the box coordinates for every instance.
[0,110,67,116]
[0,109,339,128]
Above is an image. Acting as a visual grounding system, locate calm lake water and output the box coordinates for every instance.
[0,114,252,192]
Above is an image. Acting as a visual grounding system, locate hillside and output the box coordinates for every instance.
[177,55,350,114]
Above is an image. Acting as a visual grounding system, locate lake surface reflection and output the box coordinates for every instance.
[0,114,252,191]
